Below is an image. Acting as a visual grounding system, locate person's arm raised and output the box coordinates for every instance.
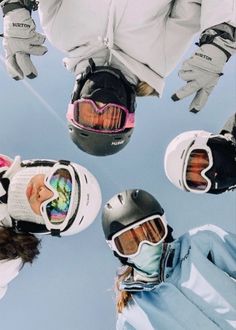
[1,0,47,80]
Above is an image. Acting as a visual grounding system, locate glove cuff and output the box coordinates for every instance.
[1,0,38,16]
[198,27,236,61]
[2,2,26,16]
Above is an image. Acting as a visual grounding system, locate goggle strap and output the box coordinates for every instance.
[21,160,56,168]
[58,160,71,166]
[11,218,49,234]
[50,229,61,237]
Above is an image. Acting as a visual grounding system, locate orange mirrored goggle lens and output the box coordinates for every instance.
[114,217,166,256]
[185,149,211,191]
[75,102,126,131]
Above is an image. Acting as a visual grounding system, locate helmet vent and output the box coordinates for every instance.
[84,174,88,183]
[114,137,122,140]
[180,150,185,159]
[80,132,89,137]
[132,190,139,199]
[79,216,84,225]
[117,194,124,204]
[106,203,112,209]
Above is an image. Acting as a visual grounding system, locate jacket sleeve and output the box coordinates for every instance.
[0,258,23,300]
[190,224,236,279]
[170,0,236,32]
[220,113,236,139]
[38,0,62,33]
[200,0,236,32]
[116,313,136,330]
[165,0,236,75]
[38,0,63,13]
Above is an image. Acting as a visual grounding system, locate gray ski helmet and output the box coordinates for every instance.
[102,189,164,240]
[67,60,136,156]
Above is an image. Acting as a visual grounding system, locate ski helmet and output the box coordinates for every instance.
[164,130,235,193]
[102,189,165,240]
[3,157,102,236]
[67,59,136,156]
[102,189,174,265]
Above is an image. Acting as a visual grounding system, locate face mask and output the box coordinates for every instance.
[128,243,163,277]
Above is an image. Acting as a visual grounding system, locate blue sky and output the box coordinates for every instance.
[0,13,235,330]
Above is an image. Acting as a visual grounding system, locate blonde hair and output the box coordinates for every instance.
[136,81,158,97]
[115,266,133,313]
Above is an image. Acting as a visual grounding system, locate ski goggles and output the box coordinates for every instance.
[40,163,80,232]
[183,141,213,193]
[107,215,168,258]
[67,99,135,133]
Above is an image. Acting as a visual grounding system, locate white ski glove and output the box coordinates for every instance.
[2,7,47,80]
[172,30,236,113]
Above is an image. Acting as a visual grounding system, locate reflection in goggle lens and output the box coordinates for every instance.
[76,101,126,131]
[114,217,166,256]
[45,169,73,224]
[186,149,210,191]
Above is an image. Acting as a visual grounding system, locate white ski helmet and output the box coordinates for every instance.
[3,157,102,237]
[164,130,213,193]
[58,161,102,236]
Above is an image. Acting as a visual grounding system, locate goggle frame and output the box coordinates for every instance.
[40,163,78,232]
[66,99,135,133]
[107,214,168,258]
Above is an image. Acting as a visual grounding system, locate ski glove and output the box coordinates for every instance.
[172,31,236,113]
[2,8,47,80]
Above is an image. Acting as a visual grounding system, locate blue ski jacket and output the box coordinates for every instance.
[117,224,236,330]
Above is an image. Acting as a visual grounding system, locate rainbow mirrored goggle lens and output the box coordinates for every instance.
[184,149,213,192]
[67,99,135,133]
[43,168,73,224]
[109,216,167,257]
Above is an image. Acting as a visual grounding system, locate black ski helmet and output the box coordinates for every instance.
[67,59,136,157]
[102,189,165,240]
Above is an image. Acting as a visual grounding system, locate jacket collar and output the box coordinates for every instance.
[120,242,180,292]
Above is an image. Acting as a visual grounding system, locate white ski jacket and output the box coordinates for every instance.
[38,0,236,96]
[117,225,236,330]
[0,257,22,301]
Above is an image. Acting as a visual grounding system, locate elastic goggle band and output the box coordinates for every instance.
[66,99,135,133]
[107,215,168,258]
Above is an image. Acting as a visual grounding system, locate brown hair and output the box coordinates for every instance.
[0,227,41,264]
[115,266,133,313]
[136,81,158,97]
